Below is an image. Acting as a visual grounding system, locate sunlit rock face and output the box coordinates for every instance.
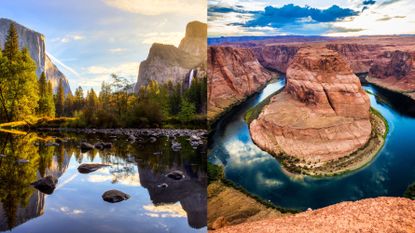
[0,18,71,95]
[207,46,273,120]
[179,21,207,61]
[134,21,207,92]
[367,50,415,100]
[214,197,415,233]
[138,164,207,229]
[250,47,371,162]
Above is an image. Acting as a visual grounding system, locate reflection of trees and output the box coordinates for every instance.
[0,132,72,231]
[0,133,40,230]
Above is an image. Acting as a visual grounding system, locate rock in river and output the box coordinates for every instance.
[80,142,94,152]
[78,163,110,174]
[31,175,58,194]
[166,170,185,180]
[102,189,130,203]
[250,47,371,165]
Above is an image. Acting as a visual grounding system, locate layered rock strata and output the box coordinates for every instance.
[250,48,374,175]
[213,197,415,233]
[367,50,415,100]
[208,46,273,120]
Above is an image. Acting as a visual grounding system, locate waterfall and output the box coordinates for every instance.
[188,69,195,88]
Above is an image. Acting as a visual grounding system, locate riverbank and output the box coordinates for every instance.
[207,163,297,230]
[208,76,281,128]
[366,76,415,102]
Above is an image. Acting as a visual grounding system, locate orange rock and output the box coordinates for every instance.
[212,197,415,233]
[250,47,371,163]
[208,46,273,120]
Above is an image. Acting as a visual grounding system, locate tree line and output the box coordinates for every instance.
[0,23,207,128]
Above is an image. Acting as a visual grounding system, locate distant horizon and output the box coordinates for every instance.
[208,0,415,37]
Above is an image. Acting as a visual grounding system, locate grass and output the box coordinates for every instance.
[208,162,299,213]
[370,107,389,138]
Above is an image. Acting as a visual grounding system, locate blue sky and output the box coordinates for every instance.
[0,0,206,92]
[208,0,415,37]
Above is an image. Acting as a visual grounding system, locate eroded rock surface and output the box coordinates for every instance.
[250,48,371,168]
[368,50,415,99]
[208,46,273,120]
[213,197,415,233]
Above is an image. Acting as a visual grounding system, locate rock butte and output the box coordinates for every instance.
[208,46,273,120]
[212,197,415,233]
[250,47,371,164]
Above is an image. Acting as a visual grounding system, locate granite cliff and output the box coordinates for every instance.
[0,18,71,95]
[208,46,273,120]
[134,21,206,92]
[249,48,383,176]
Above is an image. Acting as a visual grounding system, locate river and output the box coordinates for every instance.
[209,76,415,210]
[0,131,207,233]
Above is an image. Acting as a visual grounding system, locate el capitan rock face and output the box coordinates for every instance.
[250,48,372,169]
[213,197,415,233]
[208,46,273,120]
[134,21,207,92]
[0,18,71,95]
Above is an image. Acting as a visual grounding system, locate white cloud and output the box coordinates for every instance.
[104,0,207,16]
[109,48,127,53]
[143,203,187,218]
[142,32,184,47]
[53,34,84,43]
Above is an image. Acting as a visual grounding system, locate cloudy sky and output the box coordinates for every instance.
[0,0,206,92]
[208,0,415,37]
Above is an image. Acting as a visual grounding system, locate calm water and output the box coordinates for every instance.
[209,76,415,210]
[0,131,207,233]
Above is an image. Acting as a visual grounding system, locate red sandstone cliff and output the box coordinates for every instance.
[208,46,273,120]
[250,47,371,165]
[367,50,415,99]
[212,197,415,233]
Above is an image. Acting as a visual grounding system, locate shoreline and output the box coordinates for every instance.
[208,75,281,129]
[366,76,415,102]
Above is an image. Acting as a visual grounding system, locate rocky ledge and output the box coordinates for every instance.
[367,50,415,101]
[250,47,386,176]
[212,197,415,233]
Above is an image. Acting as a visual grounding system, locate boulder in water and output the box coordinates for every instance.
[166,170,185,180]
[31,176,58,194]
[102,189,130,203]
[78,163,110,174]
[80,142,94,152]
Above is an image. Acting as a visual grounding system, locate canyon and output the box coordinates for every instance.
[0,18,71,95]
[208,36,415,120]
[134,21,207,92]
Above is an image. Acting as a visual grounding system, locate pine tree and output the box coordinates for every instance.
[55,79,65,117]
[37,72,55,117]
[0,25,38,122]
[74,86,84,112]
[3,23,19,61]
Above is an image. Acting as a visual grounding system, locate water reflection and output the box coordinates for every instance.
[0,132,206,232]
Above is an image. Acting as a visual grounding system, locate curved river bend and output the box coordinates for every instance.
[209,76,415,210]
